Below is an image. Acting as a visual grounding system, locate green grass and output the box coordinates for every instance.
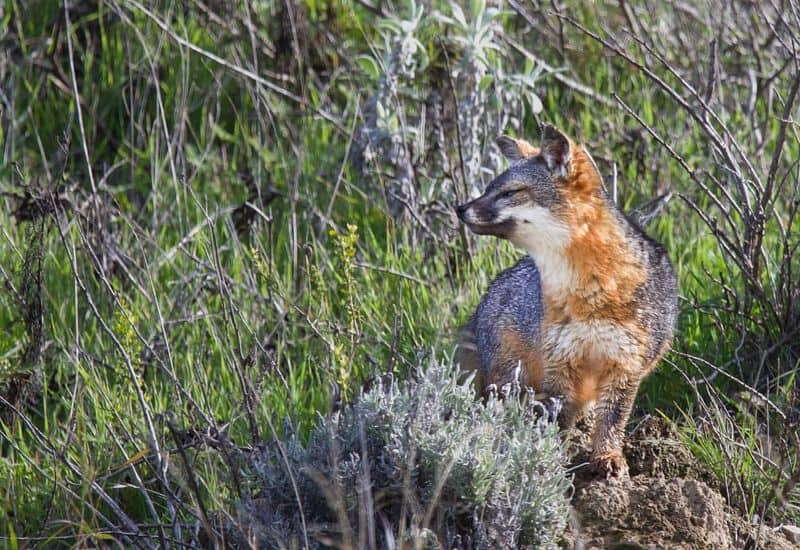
[1,0,798,544]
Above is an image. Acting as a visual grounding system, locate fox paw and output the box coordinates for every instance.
[591,451,629,479]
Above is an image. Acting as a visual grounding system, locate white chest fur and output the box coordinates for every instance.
[540,319,642,372]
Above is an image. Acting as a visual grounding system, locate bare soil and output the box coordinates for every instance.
[562,417,794,550]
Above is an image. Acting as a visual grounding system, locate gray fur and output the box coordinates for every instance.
[467,257,544,372]
[483,157,562,210]
[614,203,679,365]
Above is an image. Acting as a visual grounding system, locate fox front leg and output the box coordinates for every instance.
[591,375,642,478]
[539,374,581,430]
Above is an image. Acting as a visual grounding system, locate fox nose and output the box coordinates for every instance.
[456,203,469,219]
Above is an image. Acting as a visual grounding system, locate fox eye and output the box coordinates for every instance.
[499,190,517,200]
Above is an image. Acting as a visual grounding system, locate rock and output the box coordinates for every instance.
[561,416,797,550]
[569,476,733,549]
[777,524,800,543]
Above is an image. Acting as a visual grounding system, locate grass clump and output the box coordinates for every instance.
[236,359,570,549]
[678,378,800,526]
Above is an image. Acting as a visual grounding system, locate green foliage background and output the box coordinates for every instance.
[1,0,798,545]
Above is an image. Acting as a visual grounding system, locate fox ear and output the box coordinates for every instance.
[496,135,539,161]
[540,124,572,177]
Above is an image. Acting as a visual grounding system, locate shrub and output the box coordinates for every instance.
[236,359,571,549]
[351,0,545,238]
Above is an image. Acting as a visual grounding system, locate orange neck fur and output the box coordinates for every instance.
[543,148,646,321]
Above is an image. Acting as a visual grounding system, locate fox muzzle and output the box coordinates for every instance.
[456,200,515,237]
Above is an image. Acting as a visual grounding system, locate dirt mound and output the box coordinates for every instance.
[562,417,794,549]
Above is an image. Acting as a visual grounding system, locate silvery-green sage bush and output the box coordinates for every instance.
[237,358,571,549]
[352,0,545,238]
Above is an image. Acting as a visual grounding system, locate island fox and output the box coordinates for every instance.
[455,124,678,477]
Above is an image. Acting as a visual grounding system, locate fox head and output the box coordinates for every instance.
[456,125,605,259]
